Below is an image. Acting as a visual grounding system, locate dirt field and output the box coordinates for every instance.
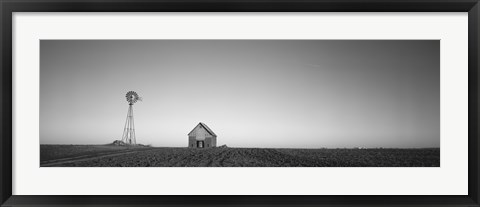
[40,145,440,167]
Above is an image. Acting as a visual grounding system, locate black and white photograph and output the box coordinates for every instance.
[40,40,440,167]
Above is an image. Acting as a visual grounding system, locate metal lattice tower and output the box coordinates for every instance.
[121,91,141,145]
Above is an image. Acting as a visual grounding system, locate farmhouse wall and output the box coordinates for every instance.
[188,136,196,148]
[189,125,209,138]
[205,137,213,148]
[206,137,217,148]
[195,127,207,140]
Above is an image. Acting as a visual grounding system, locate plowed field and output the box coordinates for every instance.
[40,145,440,167]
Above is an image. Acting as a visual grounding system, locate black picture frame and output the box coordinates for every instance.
[1,0,479,206]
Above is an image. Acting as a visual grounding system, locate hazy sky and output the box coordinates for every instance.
[40,40,439,148]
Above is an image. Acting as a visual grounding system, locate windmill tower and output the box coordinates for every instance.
[121,91,142,145]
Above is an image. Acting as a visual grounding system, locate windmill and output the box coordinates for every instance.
[121,91,142,145]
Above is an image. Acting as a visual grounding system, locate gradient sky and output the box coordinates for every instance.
[40,40,439,148]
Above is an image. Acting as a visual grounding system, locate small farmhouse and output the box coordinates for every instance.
[188,122,217,148]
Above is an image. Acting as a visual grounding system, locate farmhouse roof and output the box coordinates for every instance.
[188,122,217,136]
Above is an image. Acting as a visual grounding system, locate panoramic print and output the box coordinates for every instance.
[40,40,440,167]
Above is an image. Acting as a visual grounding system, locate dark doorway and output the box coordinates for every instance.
[197,141,204,148]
